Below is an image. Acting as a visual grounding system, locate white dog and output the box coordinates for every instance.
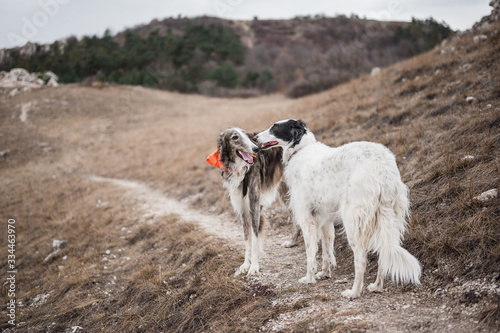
[254,119,421,298]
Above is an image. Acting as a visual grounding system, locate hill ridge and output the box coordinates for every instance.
[1,14,453,97]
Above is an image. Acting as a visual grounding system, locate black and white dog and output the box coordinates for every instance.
[217,128,283,276]
[254,119,421,298]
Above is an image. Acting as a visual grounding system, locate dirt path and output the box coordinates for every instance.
[90,176,493,332]
[90,176,243,242]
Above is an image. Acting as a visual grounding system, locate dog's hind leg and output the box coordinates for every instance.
[367,263,385,293]
[247,185,262,276]
[316,222,336,280]
[341,242,368,299]
[340,198,369,298]
[341,200,374,298]
[235,210,252,277]
[258,211,266,256]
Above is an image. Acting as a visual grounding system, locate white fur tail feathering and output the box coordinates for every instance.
[379,245,421,285]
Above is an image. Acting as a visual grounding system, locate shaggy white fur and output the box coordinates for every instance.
[255,119,421,298]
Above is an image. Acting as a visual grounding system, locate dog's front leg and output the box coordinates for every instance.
[297,217,318,284]
[316,222,336,279]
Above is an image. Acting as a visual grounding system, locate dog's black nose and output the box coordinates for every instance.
[253,135,259,141]
[252,146,259,153]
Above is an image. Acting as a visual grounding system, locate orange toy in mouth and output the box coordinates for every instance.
[206,149,224,169]
[206,149,256,170]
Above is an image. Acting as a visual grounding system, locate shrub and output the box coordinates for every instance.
[241,69,275,93]
[394,17,454,56]
[256,69,275,93]
[208,63,238,88]
[241,70,260,88]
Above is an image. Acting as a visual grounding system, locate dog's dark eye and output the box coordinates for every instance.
[232,135,239,141]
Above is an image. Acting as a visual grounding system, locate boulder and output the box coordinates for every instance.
[0,68,59,95]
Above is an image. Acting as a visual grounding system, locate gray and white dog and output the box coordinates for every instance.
[217,128,284,276]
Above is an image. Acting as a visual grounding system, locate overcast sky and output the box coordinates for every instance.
[0,0,492,49]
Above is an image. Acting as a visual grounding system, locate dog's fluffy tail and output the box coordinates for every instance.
[377,180,421,285]
[379,244,421,285]
[258,213,266,257]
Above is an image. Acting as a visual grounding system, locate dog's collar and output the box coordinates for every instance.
[284,146,303,164]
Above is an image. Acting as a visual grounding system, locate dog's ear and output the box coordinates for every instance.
[296,119,307,129]
[217,132,227,163]
[217,132,230,164]
[291,119,307,146]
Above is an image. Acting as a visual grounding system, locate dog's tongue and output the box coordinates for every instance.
[264,141,279,147]
[240,151,254,163]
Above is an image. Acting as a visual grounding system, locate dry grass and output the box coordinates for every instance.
[0,176,285,332]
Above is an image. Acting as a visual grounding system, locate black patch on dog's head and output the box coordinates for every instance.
[217,130,235,165]
[270,119,307,147]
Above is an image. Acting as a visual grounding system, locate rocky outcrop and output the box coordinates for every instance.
[0,68,59,96]
[473,0,499,31]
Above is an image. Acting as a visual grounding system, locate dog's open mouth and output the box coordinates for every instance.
[237,150,255,165]
[262,141,279,149]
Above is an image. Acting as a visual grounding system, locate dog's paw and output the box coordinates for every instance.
[332,257,337,268]
[246,265,260,276]
[367,283,383,293]
[315,271,330,280]
[282,240,297,248]
[298,276,316,284]
[235,263,250,277]
[341,289,360,299]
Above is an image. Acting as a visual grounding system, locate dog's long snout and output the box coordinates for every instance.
[252,145,259,153]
